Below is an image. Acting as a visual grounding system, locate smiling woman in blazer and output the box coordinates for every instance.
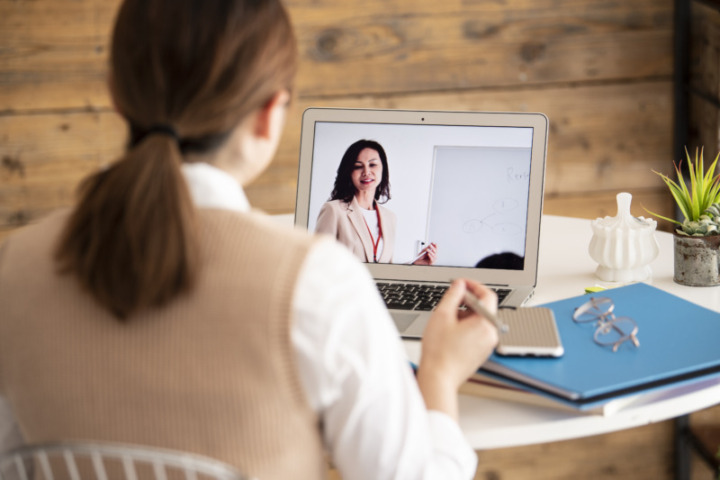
[316,139,437,264]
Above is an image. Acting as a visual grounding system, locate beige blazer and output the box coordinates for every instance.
[315,197,397,263]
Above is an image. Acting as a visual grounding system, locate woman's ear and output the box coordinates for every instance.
[213,89,291,186]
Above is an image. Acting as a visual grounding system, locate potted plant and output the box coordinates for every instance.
[649,147,720,286]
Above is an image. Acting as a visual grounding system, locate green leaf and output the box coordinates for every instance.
[706,152,720,204]
[649,147,720,232]
[644,207,682,226]
[659,167,692,220]
[687,148,701,220]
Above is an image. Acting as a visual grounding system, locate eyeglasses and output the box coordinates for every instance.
[572,297,640,352]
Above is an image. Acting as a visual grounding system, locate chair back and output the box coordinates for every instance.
[0,442,253,480]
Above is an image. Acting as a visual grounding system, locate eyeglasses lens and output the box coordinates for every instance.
[594,316,638,348]
[574,297,613,323]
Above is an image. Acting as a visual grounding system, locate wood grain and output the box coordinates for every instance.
[0,80,673,234]
[474,421,675,480]
[690,1,720,100]
[292,0,672,97]
[544,189,674,227]
[258,80,674,214]
[0,0,121,112]
[0,110,126,233]
[1,0,672,111]
[689,93,720,157]
[689,1,720,158]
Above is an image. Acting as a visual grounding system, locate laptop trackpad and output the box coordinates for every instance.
[391,312,430,339]
[392,312,417,332]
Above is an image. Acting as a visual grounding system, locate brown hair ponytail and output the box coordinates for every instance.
[55,0,297,319]
[57,134,197,319]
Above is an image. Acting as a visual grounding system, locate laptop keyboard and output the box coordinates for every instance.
[377,282,511,311]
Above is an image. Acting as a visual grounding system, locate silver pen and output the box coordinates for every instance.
[463,291,509,333]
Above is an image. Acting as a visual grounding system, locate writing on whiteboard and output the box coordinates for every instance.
[507,167,530,183]
[427,145,532,267]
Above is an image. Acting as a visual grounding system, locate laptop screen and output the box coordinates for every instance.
[303,121,533,269]
[295,108,548,288]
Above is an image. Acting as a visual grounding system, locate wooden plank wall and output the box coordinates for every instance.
[1,0,677,244]
[261,0,676,223]
[690,0,720,157]
[6,1,719,479]
[683,3,720,478]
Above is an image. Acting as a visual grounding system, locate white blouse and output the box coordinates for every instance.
[360,206,385,261]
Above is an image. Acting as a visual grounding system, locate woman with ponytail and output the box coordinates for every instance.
[0,1,499,479]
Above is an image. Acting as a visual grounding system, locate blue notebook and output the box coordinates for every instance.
[481,283,720,405]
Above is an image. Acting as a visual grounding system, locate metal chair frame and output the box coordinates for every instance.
[0,442,252,480]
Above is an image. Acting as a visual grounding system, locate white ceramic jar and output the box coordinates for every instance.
[589,192,660,283]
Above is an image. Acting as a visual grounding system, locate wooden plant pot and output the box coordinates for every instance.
[673,234,720,286]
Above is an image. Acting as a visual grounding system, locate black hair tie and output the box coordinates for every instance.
[129,122,230,154]
[145,124,180,142]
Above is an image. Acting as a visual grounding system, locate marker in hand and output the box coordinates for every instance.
[463,290,509,333]
[411,250,426,263]
[412,242,437,263]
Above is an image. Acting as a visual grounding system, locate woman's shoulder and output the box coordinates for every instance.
[0,209,73,279]
[0,209,71,252]
[194,209,319,261]
[321,199,349,210]
[318,199,350,217]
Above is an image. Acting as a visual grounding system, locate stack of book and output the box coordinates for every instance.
[459,373,643,416]
[462,283,720,416]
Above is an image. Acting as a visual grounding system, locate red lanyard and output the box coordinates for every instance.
[363,205,383,263]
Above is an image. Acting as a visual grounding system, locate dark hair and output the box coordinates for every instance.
[475,252,525,270]
[54,0,297,319]
[329,139,391,204]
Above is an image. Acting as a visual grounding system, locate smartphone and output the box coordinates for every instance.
[495,307,564,357]
[462,292,564,357]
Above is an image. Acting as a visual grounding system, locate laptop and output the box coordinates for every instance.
[294,108,549,338]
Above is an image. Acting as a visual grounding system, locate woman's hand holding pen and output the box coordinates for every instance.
[412,242,438,265]
[416,279,499,421]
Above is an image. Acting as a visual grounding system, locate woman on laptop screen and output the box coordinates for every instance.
[0,1,499,479]
[316,139,438,264]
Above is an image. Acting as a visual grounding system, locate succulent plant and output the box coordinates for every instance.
[648,147,720,236]
[677,203,720,236]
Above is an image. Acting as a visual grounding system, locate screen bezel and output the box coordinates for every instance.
[294,107,548,288]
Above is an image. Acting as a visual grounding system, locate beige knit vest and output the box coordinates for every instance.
[0,209,326,480]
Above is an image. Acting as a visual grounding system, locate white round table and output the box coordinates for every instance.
[404,215,720,449]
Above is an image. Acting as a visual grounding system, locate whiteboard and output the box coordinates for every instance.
[426,146,532,267]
